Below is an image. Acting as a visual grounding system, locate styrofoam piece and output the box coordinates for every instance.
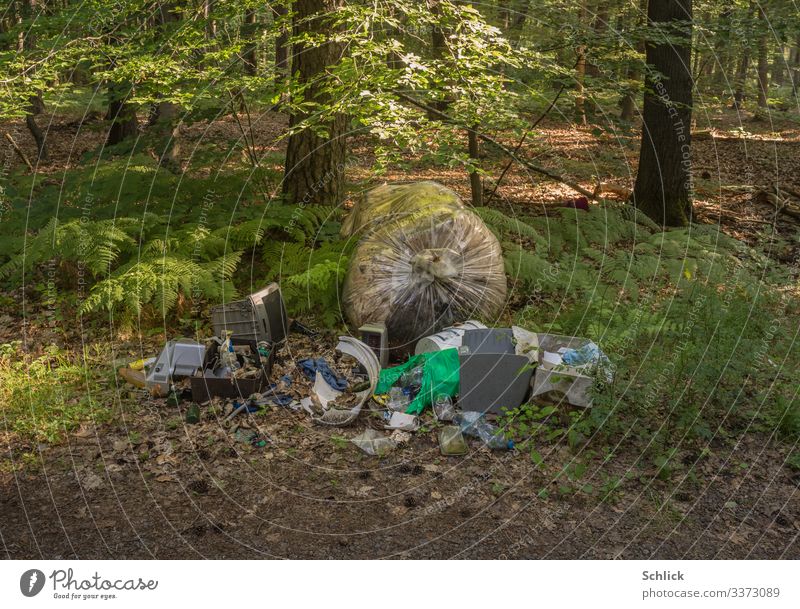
[146,339,205,395]
[414,320,486,354]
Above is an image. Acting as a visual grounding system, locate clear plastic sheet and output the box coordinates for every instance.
[342,182,507,348]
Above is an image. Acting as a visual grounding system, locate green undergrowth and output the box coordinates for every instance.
[0,341,112,446]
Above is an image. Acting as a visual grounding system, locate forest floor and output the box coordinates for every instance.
[1,105,799,559]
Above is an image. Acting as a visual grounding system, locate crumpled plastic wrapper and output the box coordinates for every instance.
[342,181,507,348]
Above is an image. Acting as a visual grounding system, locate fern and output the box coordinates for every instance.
[80,252,242,318]
[0,217,140,279]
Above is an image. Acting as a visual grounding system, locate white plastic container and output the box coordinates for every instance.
[414,320,486,354]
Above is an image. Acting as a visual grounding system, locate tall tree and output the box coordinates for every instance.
[757,5,769,108]
[20,0,47,161]
[633,0,693,227]
[283,0,347,206]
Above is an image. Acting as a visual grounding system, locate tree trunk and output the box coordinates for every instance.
[711,8,732,91]
[204,0,216,39]
[620,0,648,122]
[243,9,258,76]
[283,0,347,206]
[574,1,588,125]
[756,8,769,109]
[20,0,48,161]
[792,36,800,99]
[632,0,693,227]
[770,46,785,87]
[584,0,608,121]
[429,0,450,117]
[25,92,47,161]
[732,49,750,109]
[106,83,138,145]
[468,127,482,207]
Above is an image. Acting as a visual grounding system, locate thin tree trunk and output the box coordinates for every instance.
[204,0,216,39]
[620,0,647,122]
[770,46,785,87]
[429,0,450,117]
[792,36,800,99]
[25,93,47,161]
[632,0,693,227]
[283,0,347,206]
[574,1,588,125]
[584,0,608,121]
[243,9,257,76]
[468,127,482,207]
[711,8,733,90]
[756,8,769,109]
[733,49,750,109]
[273,2,289,104]
[20,0,48,161]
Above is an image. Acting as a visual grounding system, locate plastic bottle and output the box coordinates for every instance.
[387,386,411,412]
[455,412,514,450]
[433,393,456,421]
[399,365,424,395]
[185,403,200,424]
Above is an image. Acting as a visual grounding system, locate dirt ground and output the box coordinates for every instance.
[2,107,799,560]
[1,400,798,559]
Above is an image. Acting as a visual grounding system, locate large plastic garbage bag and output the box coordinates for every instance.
[341,181,507,348]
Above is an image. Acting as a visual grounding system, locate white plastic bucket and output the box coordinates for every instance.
[414,320,486,354]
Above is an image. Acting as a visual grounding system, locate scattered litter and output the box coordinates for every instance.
[232,428,268,448]
[313,371,343,409]
[415,320,487,354]
[129,357,156,371]
[530,334,614,408]
[146,339,206,396]
[351,428,396,456]
[118,367,147,389]
[438,426,468,456]
[376,348,460,415]
[511,325,539,362]
[185,403,200,424]
[387,386,411,412]
[384,411,420,431]
[455,412,514,450]
[359,322,389,367]
[300,397,315,415]
[433,394,456,421]
[299,358,348,391]
[211,283,288,344]
[389,430,412,444]
[312,336,382,428]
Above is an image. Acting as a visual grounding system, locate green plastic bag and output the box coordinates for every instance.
[375,348,460,415]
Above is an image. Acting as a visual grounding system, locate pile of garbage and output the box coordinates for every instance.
[118,302,612,458]
[117,182,613,457]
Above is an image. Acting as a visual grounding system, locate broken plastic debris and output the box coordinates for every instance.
[313,371,343,409]
[312,336,381,427]
[351,428,396,456]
